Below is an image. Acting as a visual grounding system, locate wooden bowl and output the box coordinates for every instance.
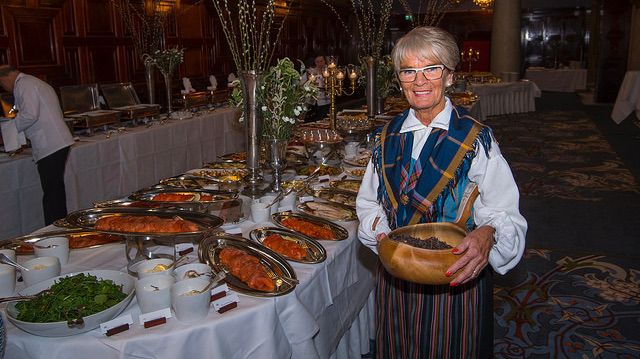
[379,222,467,285]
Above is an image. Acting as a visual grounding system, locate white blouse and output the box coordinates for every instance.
[356,99,527,275]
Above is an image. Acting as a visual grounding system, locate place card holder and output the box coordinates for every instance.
[210,283,230,302]
[299,196,314,203]
[175,243,197,263]
[213,292,239,314]
[139,308,172,329]
[100,313,134,337]
[317,175,331,184]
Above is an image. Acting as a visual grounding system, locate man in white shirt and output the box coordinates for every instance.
[0,65,74,225]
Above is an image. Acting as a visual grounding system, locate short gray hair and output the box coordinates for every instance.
[0,65,18,77]
[391,27,460,71]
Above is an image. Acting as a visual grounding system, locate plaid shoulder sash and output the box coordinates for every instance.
[374,107,488,228]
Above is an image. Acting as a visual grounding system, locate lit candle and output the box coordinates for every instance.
[309,73,316,83]
[322,67,330,78]
[336,70,345,80]
[349,70,357,80]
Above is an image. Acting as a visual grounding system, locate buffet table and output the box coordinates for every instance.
[0,108,245,241]
[611,71,640,124]
[524,68,587,93]
[468,81,540,121]
[3,209,377,359]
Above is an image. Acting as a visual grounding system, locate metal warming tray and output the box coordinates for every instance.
[99,82,160,120]
[176,91,210,110]
[60,83,121,134]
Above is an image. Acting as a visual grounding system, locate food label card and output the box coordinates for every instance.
[139,308,172,328]
[100,313,133,336]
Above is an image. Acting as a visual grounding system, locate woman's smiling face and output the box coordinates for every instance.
[399,52,452,124]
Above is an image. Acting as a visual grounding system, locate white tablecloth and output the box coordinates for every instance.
[611,71,640,124]
[3,213,377,359]
[469,81,541,121]
[524,68,587,92]
[0,108,245,241]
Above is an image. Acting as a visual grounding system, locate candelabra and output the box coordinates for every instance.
[461,48,480,73]
[316,56,358,130]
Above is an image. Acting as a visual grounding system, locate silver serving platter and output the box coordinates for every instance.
[198,234,297,297]
[249,227,326,264]
[311,188,357,208]
[202,161,246,170]
[129,188,237,203]
[329,179,361,193]
[0,229,124,255]
[66,207,223,237]
[271,211,349,241]
[159,175,219,189]
[297,200,357,222]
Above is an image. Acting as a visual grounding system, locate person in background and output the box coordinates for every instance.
[0,65,74,225]
[302,55,331,122]
[356,27,527,358]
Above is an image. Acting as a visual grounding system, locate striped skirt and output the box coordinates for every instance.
[375,264,493,359]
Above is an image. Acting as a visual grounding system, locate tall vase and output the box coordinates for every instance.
[163,73,173,117]
[239,70,264,196]
[364,56,378,118]
[264,138,288,192]
[144,62,156,104]
[376,96,385,115]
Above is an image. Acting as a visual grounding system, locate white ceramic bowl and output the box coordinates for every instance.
[137,258,175,278]
[173,263,212,282]
[5,270,135,337]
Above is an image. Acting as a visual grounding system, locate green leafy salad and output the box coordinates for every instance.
[15,273,127,323]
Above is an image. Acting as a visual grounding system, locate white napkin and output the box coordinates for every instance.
[227,73,237,87]
[207,75,218,91]
[181,77,195,94]
[1,119,26,152]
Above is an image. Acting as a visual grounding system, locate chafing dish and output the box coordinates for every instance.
[176,91,210,110]
[60,83,121,135]
[99,82,160,122]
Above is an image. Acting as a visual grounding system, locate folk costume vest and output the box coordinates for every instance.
[372,107,493,230]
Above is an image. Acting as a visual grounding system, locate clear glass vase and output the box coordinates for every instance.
[239,70,264,196]
[364,56,378,118]
[144,62,156,104]
[163,73,173,116]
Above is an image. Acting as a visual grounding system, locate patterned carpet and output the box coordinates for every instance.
[485,110,640,201]
[486,110,640,358]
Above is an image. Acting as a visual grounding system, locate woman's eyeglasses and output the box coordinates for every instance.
[397,65,446,83]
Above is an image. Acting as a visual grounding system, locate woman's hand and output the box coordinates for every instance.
[446,225,495,286]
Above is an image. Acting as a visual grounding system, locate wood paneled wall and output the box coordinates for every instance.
[0,0,352,102]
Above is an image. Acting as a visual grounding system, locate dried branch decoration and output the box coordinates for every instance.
[398,0,462,27]
[111,0,171,61]
[350,0,394,59]
[209,0,290,71]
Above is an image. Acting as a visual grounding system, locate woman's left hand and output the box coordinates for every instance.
[446,225,495,286]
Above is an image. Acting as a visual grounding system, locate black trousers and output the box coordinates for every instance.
[36,146,70,225]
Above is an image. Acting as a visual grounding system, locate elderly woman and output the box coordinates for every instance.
[356,27,527,358]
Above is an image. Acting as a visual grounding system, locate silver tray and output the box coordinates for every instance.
[249,227,326,264]
[0,229,124,255]
[159,175,219,189]
[297,200,357,222]
[202,161,246,170]
[198,234,297,297]
[66,207,223,237]
[129,188,237,203]
[329,179,361,193]
[311,188,357,208]
[271,211,349,241]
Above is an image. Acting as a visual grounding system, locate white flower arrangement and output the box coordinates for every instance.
[230,58,318,140]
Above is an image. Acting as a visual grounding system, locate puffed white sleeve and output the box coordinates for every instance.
[356,159,392,254]
[468,139,527,275]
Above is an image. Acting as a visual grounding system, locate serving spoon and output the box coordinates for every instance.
[0,253,29,272]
